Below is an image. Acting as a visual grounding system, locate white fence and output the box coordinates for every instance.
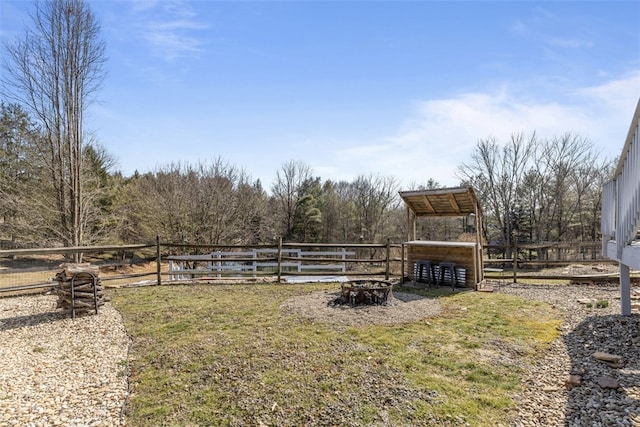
[167,248,355,280]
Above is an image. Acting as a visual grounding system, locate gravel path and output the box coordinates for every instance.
[495,283,640,427]
[1,285,638,426]
[0,295,129,427]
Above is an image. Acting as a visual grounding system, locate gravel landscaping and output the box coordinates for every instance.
[0,295,129,427]
[0,282,638,426]
[496,283,640,427]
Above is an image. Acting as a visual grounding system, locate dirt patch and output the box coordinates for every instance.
[538,263,620,276]
[280,290,441,326]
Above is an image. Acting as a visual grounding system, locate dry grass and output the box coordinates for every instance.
[111,283,560,426]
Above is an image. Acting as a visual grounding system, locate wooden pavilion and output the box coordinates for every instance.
[399,186,484,289]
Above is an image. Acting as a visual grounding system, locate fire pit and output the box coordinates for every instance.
[332,280,393,306]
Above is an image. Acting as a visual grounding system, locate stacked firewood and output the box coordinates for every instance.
[55,263,106,316]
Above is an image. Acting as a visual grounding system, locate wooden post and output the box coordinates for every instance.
[156,235,162,286]
[475,207,484,286]
[512,234,518,284]
[400,243,405,284]
[276,237,282,283]
[406,206,415,241]
[411,210,416,240]
[385,238,390,280]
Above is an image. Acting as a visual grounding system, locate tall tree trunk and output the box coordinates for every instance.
[2,0,105,252]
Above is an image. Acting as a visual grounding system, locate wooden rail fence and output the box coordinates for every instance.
[0,238,630,294]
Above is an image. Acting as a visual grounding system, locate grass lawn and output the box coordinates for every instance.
[111,283,560,427]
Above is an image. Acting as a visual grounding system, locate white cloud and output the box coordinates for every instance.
[129,0,161,14]
[546,37,594,49]
[571,70,640,153]
[320,72,640,189]
[509,19,527,34]
[129,0,209,62]
[574,70,640,109]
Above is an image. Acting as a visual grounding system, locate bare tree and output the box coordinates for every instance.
[458,131,612,261]
[350,174,399,243]
[320,180,358,243]
[191,159,266,245]
[533,133,602,242]
[457,133,537,250]
[113,159,269,245]
[2,0,106,253]
[270,160,312,240]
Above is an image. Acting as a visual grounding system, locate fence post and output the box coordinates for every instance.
[512,237,518,284]
[385,238,390,280]
[400,243,405,284]
[216,251,222,278]
[156,235,162,286]
[252,248,258,278]
[277,237,282,283]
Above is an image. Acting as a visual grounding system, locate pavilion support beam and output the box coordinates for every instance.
[406,206,416,241]
[421,195,436,214]
[413,213,416,240]
[474,205,484,284]
[447,193,461,214]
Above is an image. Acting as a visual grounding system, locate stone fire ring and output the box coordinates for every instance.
[336,279,393,306]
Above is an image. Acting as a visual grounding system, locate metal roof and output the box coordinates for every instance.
[399,186,481,217]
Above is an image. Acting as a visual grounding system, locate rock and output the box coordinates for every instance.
[565,375,582,389]
[0,295,128,427]
[592,351,623,363]
[496,283,640,426]
[596,376,620,390]
[601,360,626,369]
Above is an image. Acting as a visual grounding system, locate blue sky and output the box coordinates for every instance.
[2,0,639,190]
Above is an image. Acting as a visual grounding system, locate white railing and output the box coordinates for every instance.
[601,98,640,316]
[601,179,616,255]
[617,120,640,252]
[602,98,640,260]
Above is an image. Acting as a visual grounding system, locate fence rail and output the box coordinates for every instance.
[0,239,401,294]
[167,247,357,280]
[0,239,627,295]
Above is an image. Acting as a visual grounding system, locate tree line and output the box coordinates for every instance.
[0,0,617,251]
[457,132,615,254]
[0,100,616,250]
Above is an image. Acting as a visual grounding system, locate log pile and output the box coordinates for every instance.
[55,263,106,317]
